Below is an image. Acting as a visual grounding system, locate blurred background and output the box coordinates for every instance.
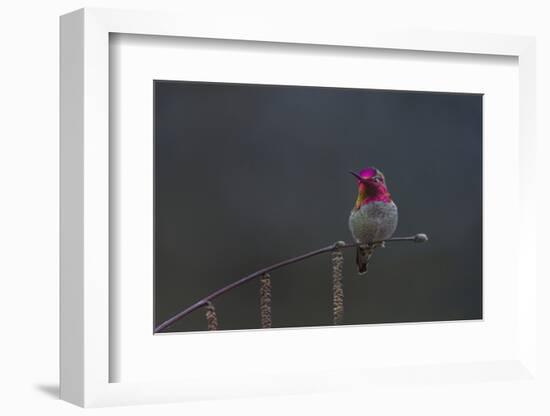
[154,80,482,332]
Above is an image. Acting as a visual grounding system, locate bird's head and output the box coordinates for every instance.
[349,167,392,209]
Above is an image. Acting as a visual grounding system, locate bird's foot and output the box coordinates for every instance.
[362,241,384,250]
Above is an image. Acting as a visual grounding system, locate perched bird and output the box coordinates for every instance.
[348,167,398,275]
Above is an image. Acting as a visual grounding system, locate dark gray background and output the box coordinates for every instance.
[154,80,482,332]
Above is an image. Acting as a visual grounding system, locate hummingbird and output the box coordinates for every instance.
[348,167,398,275]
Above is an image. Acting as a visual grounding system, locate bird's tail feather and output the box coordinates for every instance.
[356,244,376,275]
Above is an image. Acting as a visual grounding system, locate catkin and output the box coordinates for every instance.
[260,273,272,328]
[332,243,345,325]
[205,301,218,330]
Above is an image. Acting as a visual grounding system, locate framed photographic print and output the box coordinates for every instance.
[60,8,538,408]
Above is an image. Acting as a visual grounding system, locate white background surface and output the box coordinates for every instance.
[112,34,519,383]
[1,0,549,415]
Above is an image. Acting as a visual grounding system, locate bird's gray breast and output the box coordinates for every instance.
[348,201,398,243]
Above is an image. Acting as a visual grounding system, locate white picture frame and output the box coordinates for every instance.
[60,7,537,407]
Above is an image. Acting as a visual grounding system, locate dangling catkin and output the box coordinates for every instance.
[332,241,345,325]
[205,301,218,330]
[260,273,272,328]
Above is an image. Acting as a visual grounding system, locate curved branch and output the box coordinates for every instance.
[154,233,428,333]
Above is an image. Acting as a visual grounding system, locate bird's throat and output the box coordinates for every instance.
[354,185,367,210]
[354,182,391,210]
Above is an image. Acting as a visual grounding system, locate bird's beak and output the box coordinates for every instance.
[349,171,368,184]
